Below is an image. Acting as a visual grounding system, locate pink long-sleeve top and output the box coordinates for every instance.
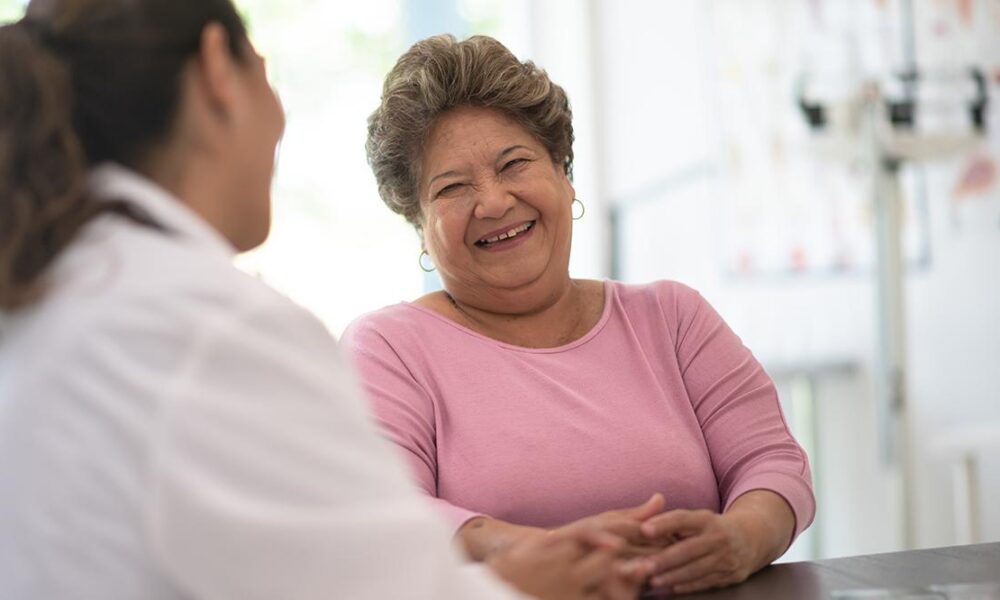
[342,280,815,542]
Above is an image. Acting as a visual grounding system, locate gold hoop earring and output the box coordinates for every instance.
[572,198,585,220]
[419,250,436,273]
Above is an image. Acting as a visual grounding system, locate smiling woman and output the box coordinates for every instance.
[343,33,818,596]
[417,105,580,327]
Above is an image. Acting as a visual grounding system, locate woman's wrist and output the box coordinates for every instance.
[723,490,796,569]
[720,506,774,571]
[457,516,547,561]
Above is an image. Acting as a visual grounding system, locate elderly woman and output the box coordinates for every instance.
[344,34,815,595]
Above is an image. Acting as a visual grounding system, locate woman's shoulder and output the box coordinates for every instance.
[605,279,723,337]
[43,215,293,339]
[341,302,415,339]
[340,297,455,356]
[610,279,705,314]
[605,280,723,347]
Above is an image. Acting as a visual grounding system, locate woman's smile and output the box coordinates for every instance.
[473,220,536,252]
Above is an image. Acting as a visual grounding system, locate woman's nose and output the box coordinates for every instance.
[472,184,515,220]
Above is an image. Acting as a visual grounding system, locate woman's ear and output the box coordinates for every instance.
[192,23,242,120]
[562,171,576,201]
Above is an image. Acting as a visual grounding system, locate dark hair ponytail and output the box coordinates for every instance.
[0,0,249,310]
[0,21,89,309]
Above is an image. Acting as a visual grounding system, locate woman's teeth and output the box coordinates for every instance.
[477,221,534,246]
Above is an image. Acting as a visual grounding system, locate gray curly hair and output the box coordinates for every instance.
[365,34,575,230]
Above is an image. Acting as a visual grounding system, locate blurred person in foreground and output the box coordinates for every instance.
[345,34,816,596]
[0,2,643,598]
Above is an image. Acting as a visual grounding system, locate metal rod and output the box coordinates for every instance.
[867,93,916,549]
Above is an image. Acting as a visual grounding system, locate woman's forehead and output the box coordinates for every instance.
[422,107,539,165]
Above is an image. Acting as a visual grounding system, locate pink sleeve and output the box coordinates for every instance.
[669,284,816,544]
[340,321,485,532]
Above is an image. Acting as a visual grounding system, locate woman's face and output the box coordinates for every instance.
[418,105,575,308]
[228,41,285,251]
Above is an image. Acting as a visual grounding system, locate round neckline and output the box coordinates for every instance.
[402,280,615,354]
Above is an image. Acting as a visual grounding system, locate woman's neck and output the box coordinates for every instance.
[431,278,605,349]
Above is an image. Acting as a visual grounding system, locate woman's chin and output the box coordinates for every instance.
[233,217,272,253]
[475,269,565,300]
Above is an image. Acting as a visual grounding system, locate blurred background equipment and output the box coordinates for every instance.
[798,60,989,550]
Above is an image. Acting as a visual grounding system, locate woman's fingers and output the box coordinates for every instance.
[649,548,724,588]
[560,515,646,551]
[645,532,717,574]
[618,556,657,583]
[601,568,646,600]
[623,492,666,521]
[641,508,713,541]
[497,522,653,600]
[574,527,626,552]
[570,548,617,588]
[562,526,659,565]
[620,542,664,558]
[489,534,628,600]
[570,550,645,600]
[640,512,757,593]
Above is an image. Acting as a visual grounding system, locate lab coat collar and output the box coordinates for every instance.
[87,163,238,260]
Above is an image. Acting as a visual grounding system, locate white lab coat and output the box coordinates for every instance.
[0,164,523,600]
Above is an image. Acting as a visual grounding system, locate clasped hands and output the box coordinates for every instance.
[486,493,764,599]
[559,493,761,595]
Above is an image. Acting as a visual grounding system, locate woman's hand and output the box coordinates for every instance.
[637,491,796,595]
[473,494,668,599]
[551,493,668,559]
[638,509,757,594]
[486,527,644,600]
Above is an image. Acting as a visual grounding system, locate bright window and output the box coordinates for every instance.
[233,0,420,335]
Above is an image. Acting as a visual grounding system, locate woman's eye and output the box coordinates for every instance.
[502,158,528,171]
[437,183,463,197]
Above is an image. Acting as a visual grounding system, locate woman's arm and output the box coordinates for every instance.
[668,283,814,542]
[622,283,815,595]
[340,319,488,526]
